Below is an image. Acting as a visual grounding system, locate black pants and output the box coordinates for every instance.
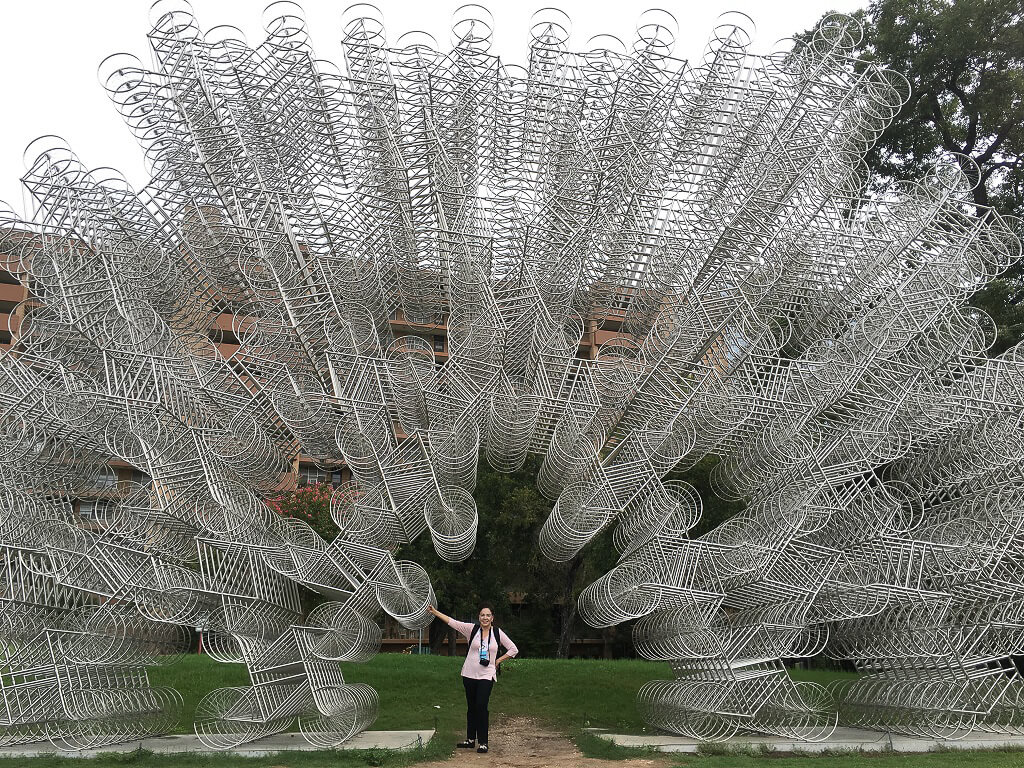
[462,676,494,744]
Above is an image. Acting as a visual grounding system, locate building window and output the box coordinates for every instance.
[433,335,445,353]
[131,469,152,486]
[298,464,334,486]
[79,499,114,520]
[94,467,119,489]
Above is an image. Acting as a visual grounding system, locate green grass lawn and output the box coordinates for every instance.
[350,655,679,732]
[149,653,677,755]
[144,653,858,737]
[146,654,250,734]
[144,653,679,736]
[3,655,1023,767]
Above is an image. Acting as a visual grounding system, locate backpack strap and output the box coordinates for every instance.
[471,626,503,651]
[470,623,505,672]
[473,623,497,647]
[494,626,505,676]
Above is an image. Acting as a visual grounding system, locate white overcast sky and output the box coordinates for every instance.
[0,0,862,216]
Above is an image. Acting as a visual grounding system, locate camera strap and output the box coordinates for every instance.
[469,623,505,675]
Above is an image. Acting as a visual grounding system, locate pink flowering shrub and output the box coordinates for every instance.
[269,481,338,541]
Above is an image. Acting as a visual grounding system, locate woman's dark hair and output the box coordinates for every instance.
[477,603,495,615]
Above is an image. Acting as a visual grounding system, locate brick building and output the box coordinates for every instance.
[0,230,634,656]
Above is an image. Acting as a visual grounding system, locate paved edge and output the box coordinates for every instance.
[592,729,1024,754]
[0,729,434,758]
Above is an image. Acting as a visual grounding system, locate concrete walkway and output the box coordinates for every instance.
[7,725,1024,759]
[592,726,1024,753]
[0,729,434,758]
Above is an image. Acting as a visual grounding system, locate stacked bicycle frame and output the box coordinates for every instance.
[0,0,1022,749]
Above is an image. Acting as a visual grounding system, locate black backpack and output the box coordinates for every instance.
[469,623,508,676]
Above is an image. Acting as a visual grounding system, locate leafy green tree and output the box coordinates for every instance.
[480,467,622,658]
[266,482,337,616]
[807,0,1024,353]
[852,0,1024,216]
[269,457,739,657]
[667,456,745,539]
[969,279,1024,354]
[396,455,624,658]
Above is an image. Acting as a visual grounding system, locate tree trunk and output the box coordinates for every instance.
[448,626,457,657]
[972,174,992,214]
[428,618,446,654]
[602,625,616,659]
[556,556,584,658]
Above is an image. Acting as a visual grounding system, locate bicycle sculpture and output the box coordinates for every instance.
[0,0,1022,750]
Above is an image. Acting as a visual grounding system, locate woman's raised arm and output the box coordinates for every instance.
[427,605,454,625]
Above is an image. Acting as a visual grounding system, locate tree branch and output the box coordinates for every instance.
[926,92,959,152]
[975,126,1015,166]
[947,80,978,152]
[980,159,1019,182]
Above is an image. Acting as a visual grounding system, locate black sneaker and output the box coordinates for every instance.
[456,740,475,748]
[477,744,488,753]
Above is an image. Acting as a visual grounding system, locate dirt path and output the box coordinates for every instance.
[414,716,675,768]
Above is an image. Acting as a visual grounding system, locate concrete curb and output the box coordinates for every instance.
[590,726,1024,753]
[0,729,434,758]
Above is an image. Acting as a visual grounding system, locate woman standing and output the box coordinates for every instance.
[427,603,519,754]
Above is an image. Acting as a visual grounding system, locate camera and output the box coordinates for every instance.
[479,658,490,666]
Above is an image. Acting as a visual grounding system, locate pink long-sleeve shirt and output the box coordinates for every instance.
[447,618,519,681]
